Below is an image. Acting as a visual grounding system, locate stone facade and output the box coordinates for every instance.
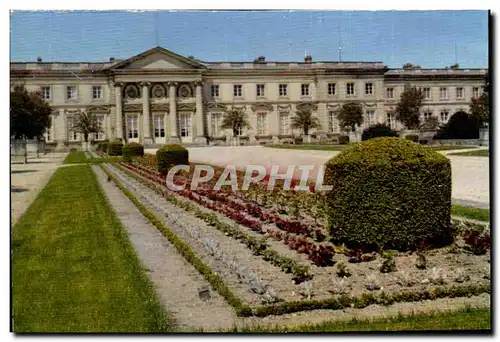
[10,46,487,147]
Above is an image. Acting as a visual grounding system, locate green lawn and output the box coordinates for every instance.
[229,307,491,332]
[266,144,349,151]
[448,149,489,157]
[12,165,170,332]
[451,204,490,222]
[63,151,88,164]
[427,145,479,151]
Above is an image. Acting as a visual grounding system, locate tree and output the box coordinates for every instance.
[221,107,251,138]
[10,84,52,163]
[434,111,480,140]
[419,116,440,131]
[402,63,421,69]
[70,111,102,149]
[336,102,363,133]
[290,106,321,136]
[469,73,489,128]
[394,87,425,130]
[361,123,398,141]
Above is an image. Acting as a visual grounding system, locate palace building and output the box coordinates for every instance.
[10,46,488,148]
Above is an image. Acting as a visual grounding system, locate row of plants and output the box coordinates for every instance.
[104,163,491,319]
[121,161,334,266]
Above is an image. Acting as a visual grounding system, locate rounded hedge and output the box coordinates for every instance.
[338,135,350,145]
[434,111,480,140]
[362,124,399,141]
[122,142,144,162]
[156,144,189,175]
[107,140,123,156]
[324,137,452,251]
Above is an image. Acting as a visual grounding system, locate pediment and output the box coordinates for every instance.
[111,46,205,70]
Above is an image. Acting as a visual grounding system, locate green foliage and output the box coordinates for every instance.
[434,111,480,140]
[324,137,453,250]
[338,135,350,145]
[107,140,123,156]
[405,134,419,143]
[10,84,52,140]
[70,111,103,142]
[122,142,144,162]
[469,77,489,127]
[361,124,399,141]
[156,144,189,175]
[336,102,363,132]
[420,117,440,130]
[63,151,88,164]
[96,141,109,152]
[394,88,425,129]
[221,107,251,137]
[291,106,321,136]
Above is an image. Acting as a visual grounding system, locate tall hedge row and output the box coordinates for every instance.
[324,137,452,251]
[156,144,189,175]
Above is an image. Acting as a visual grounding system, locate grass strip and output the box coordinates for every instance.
[62,151,88,164]
[448,149,489,157]
[12,165,170,332]
[451,204,489,222]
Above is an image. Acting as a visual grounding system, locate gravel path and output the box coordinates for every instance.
[93,165,237,331]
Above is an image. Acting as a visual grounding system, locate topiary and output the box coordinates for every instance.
[405,134,419,143]
[362,124,399,141]
[324,137,452,251]
[122,142,144,162]
[107,140,123,156]
[338,135,349,145]
[156,144,189,175]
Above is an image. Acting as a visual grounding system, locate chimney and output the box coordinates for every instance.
[109,57,115,62]
[37,56,42,63]
[304,55,312,64]
[255,56,266,63]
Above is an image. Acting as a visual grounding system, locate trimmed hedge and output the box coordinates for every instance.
[156,144,189,175]
[122,142,144,162]
[434,111,480,140]
[324,137,453,251]
[405,134,419,143]
[107,140,124,156]
[96,140,109,152]
[362,124,399,141]
[338,135,350,145]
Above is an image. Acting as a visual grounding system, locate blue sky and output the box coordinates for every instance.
[10,10,488,68]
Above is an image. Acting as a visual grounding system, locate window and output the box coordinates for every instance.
[154,115,165,138]
[346,83,355,95]
[279,112,290,135]
[365,83,373,95]
[92,86,102,99]
[423,87,431,99]
[66,86,77,100]
[423,111,433,120]
[456,87,464,99]
[67,116,79,141]
[256,112,268,135]
[301,84,310,96]
[41,86,51,100]
[328,111,340,133]
[94,115,105,140]
[233,85,242,97]
[328,83,336,95]
[279,84,288,97]
[472,87,479,98]
[365,110,376,127]
[386,113,395,129]
[439,87,448,99]
[386,87,394,99]
[127,116,139,139]
[256,84,265,97]
[211,85,220,98]
[440,110,450,123]
[211,112,223,137]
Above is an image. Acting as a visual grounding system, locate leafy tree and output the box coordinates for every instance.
[10,84,52,163]
[434,111,480,140]
[361,123,398,141]
[469,73,489,128]
[402,63,421,69]
[70,111,102,144]
[221,107,251,137]
[419,116,440,131]
[336,102,363,134]
[291,106,321,136]
[450,63,460,69]
[394,87,425,129]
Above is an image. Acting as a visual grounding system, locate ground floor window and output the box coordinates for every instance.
[94,115,105,141]
[365,110,376,127]
[211,112,223,137]
[154,115,165,138]
[440,110,450,123]
[279,112,290,135]
[179,112,192,137]
[328,111,340,133]
[67,116,80,141]
[256,112,268,135]
[386,113,395,129]
[127,116,138,139]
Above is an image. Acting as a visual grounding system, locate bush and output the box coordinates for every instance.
[324,137,452,251]
[96,141,109,152]
[156,144,189,175]
[362,124,399,141]
[434,111,480,140]
[107,140,123,156]
[338,135,350,145]
[122,142,144,162]
[405,134,419,143]
[294,137,303,145]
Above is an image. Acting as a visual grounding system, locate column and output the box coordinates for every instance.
[140,82,153,145]
[106,113,112,140]
[50,112,56,142]
[194,81,206,144]
[168,82,178,142]
[115,83,123,141]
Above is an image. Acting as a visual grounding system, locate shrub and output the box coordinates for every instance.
[338,135,350,145]
[361,124,399,141]
[405,134,419,143]
[122,142,144,162]
[156,144,189,175]
[324,137,452,251]
[107,140,123,156]
[433,111,480,140]
[96,141,109,152]
[294,137,303,145]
